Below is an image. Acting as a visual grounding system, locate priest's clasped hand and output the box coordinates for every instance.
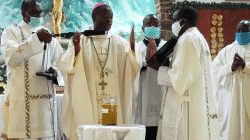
[45,67,58,80]
[147,56,162,71]
[37,29,53,43]
[73,31,81,56]
[232,53,246,72]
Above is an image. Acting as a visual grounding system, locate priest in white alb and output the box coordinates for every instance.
[148,6,220,140]
[1,0,64,139]
[213,20,250,140]
[132,14,167,140]
[57,3,141,139]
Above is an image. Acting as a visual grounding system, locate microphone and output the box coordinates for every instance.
[53,30,106,38]
[36,43,54,79]
[33,30,106,39]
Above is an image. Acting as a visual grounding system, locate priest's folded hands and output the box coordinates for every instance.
[231,53,246,71]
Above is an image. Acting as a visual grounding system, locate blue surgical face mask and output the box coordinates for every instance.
[144,27,160,39]
[26,13,44,28]
[236,32,250,45]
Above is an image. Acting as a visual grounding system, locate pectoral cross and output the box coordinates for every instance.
[99,80,107,90]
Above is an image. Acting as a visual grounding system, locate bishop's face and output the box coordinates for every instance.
[93,7,113,31]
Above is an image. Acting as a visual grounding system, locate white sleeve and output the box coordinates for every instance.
[243,62,250,75]
[50,38,65,86]
[158,66,172,86]
[1,27,44,67]
[142,57,147,67]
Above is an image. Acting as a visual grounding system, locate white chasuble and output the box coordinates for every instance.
[1,21,64,139]
[132,40,167,126]
[213,41,250,140]
[91,37,123,124]
[157,27,220,140]
[58,30,141,139]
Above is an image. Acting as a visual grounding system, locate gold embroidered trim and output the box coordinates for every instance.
[0,133,20,139]
[24,59,31,138]
[209,114,217,119]
[16,46,24,54]
[24,60,54,138]
[5,101,9,106]
[29,94,53,99]
[1,133,8,139]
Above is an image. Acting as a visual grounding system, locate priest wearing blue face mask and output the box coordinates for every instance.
[213,20,250,140]
[1,0,64,139]
[132,14,166,140]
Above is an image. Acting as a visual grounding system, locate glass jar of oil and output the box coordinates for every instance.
[102,96,117,125]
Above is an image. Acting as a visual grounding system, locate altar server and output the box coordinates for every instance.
[132,14,166,140]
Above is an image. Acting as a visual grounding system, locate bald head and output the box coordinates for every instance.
[92,5,113,31]
[236,20,250,33]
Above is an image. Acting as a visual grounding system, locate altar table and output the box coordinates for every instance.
[77,124,146,140]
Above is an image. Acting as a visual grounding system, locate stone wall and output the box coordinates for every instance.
[155,0,173,40]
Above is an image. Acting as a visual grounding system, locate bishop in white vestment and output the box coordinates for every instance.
[155,7,220,140]
[58,4,140,139]
[213,20,250,140]
[1,1,64,139]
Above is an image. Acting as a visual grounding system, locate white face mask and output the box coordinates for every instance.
[171,19,185,36]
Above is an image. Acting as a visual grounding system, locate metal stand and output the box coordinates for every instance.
[36,43,53,79]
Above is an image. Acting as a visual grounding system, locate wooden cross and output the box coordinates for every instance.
[99,80,107,90]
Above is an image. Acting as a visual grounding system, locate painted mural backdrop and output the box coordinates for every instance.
[0,0,156,41]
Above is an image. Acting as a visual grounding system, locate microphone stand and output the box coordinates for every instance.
[36,43,53,78]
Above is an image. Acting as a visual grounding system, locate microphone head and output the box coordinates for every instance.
[83,30,105,36]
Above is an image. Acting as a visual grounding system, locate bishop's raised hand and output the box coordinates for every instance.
[129,24,135,52]
[73,31,81,56]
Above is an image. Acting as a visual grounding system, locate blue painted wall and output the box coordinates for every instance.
[0,0,156,41]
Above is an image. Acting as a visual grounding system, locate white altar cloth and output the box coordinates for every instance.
[77,124,146,140]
